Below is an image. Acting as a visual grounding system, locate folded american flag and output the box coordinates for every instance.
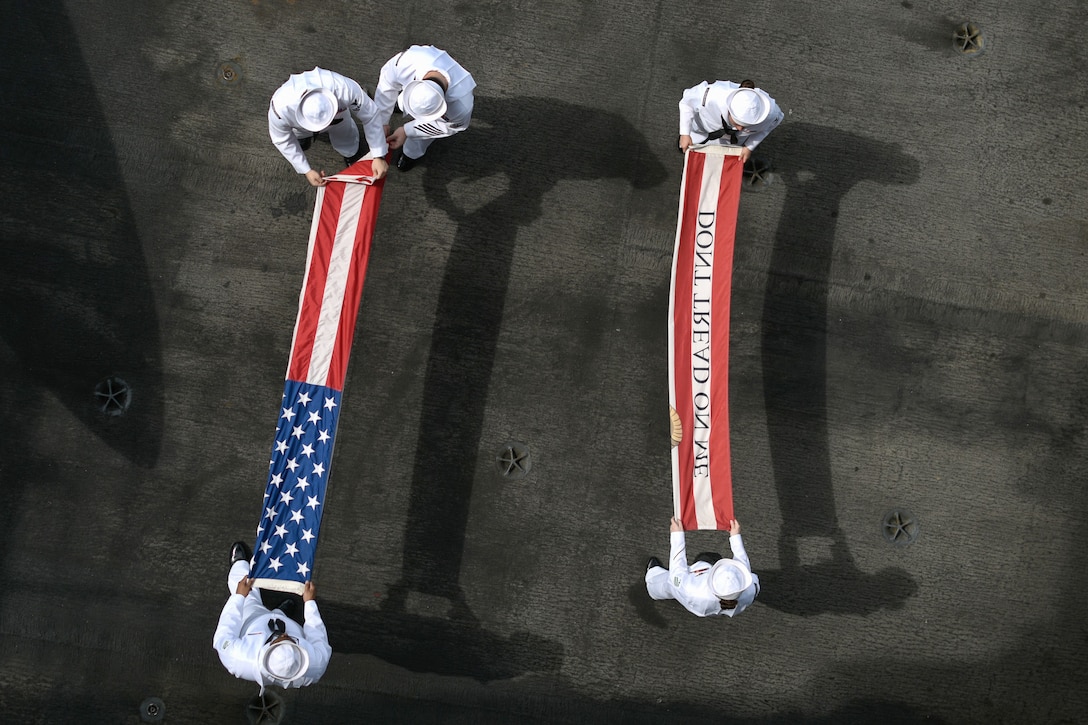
[250,160,385,592]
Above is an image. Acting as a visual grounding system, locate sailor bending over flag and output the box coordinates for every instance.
[213,156,386,690]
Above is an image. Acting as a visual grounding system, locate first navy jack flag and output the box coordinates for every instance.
[669,145,743,531]
[249,160,386,594]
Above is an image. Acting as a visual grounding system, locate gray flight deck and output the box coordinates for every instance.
[2,0,1087,723]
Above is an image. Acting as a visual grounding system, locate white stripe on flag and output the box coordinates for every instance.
[306,183,366,385]
[692,153,723,529]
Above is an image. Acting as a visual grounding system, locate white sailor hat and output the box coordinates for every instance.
[258,639,310,685]
[398,79,447,122]
[297,88,338,132]
[725,87,772,127]
[709,557,754,599]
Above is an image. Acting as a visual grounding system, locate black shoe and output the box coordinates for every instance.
[647,556,664,572]
[342,148,365,167]
[299,135,313,152]
[394,149,419,172]
[230,541,252,565]
[693,552,723,565]
[272,598,295,617]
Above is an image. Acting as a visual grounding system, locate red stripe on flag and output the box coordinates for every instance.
[670,148,742,530]
[288,182,346,382]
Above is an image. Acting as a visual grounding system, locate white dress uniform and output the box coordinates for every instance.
[679,80,783,154]
[373,45,476,160]
[269,67,388,175]
[646,531,760,617]
[213,560,332,690]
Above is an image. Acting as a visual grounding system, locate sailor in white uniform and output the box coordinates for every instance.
[213,542,332,693]
[373,45,476,171]
[678,80,783,163]
[269,67,389,186]
[646,517,760,617]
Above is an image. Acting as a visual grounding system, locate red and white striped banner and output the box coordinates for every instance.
[669,146,743,530]
[286,161,385,391]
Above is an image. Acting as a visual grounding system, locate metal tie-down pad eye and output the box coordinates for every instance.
[139,697,165,723]
[495,441,532,480]
[218,60,243,85]
[742,156,773,192]
[953,22,984,55]
[94,376,132,416]
[881,508,920,547]
[246,692,285,725]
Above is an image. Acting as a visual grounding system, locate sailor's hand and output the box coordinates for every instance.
[236,577,254,596]
[302,581,316,601]
[386,127,407,150]
[305,170,327,187]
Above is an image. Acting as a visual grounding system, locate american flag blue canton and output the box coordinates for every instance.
[250,379,342,582]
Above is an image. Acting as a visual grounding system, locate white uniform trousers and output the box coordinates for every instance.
[645,560,712,600]
[227,559,271,624]
[293,110,361,161]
